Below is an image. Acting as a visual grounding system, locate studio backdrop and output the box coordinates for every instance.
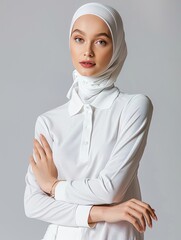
[0,0,180,239]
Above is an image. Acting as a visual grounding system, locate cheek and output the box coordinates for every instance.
[70,46,77,64]
[100,48,113,66]
[70,44,81,62]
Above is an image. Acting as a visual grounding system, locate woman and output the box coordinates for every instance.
[24,2,157,240]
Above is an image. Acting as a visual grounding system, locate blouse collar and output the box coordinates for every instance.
[68,86,120,116]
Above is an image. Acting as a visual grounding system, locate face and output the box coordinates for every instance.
[70,14,113,77]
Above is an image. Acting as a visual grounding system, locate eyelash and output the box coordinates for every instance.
[96,40,107,46]
[74,37,107,46]
[74,37,84,43]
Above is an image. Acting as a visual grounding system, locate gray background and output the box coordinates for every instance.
[0,0,180,239]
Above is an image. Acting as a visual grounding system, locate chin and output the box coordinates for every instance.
[78,70,96,77]
[79,69,103,78]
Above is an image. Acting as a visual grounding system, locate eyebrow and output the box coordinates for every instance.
[71,29,111,39]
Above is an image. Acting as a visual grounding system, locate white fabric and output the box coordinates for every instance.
[24,89,153,240]
[42,224,82,240]
[41,224,58,240]
[67,2,127,101]
[24,3,153,240]
[68,85,120,116]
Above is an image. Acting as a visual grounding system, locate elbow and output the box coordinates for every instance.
[24,199,35,218]
[24,191,40,219]
[24,186,44,219]
[24,200,41,219]
[24,208,32,219]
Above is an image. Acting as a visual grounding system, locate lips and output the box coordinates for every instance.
[79,61,96,68]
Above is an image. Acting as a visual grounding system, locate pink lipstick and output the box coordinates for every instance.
[79,60,96,68]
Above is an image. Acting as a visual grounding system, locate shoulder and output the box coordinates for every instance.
[116,92,153,120]
[119,92,153,110]
[127,93,153,112]
[35,101,69,126]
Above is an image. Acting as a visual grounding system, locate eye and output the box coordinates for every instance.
[96,40,107,46]
[74,37,84,43]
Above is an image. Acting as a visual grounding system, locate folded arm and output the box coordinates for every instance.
[24,116,94,228]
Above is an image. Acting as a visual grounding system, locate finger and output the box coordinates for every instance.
[125,214,144,233]
[34,139,46,160]
[33,146,41,162]
[40,134,52,159]
[129,201,153,227]
[128,207,146,231]
[131,199,158,221]
[137,199,157,221]
[129,201,152,228]
[29,155,37,170]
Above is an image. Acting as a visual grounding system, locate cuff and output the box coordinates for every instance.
[54,181,68,201]
[75,205,96,228]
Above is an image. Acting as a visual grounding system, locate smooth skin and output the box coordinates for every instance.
[70,14,113,77]
[30,14,158,234]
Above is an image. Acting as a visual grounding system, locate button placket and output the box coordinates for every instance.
[80,104,93,161]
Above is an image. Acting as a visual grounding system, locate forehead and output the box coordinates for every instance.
[71,14,111,34]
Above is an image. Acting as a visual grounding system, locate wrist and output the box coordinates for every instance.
[49,179,60,197]
[88,205,108,224]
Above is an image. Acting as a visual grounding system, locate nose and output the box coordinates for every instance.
[84,43,94,57]
[84,51,94,57]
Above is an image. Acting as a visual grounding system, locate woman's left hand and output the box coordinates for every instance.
[29,134,58,194]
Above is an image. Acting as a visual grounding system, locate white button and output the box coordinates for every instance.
[84,104,92,111]
[84,141,89,145]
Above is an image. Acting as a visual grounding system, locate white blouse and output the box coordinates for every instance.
[24,86,153,240]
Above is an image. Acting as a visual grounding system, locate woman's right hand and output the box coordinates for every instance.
[89,198,158,233]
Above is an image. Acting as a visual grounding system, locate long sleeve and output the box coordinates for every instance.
[24,116,94,228]
[55,94,153,205]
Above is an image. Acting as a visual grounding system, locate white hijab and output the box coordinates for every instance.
[66,2,127,102]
